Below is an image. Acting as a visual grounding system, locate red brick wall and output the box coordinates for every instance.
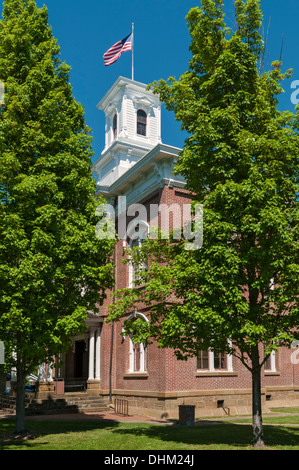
[98,184,299,399]
[100,316,299,395]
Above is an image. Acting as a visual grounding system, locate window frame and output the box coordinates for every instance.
[112,113,117,140]
[264,350,276,373]
[136,109,147,136]
[127,312,149,374]
[197,342,233,373]
[127,220,149,288]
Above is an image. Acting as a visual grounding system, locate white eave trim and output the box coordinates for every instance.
[97,76,161,111]
[95,143,184,200]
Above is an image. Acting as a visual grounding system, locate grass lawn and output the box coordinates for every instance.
[270,407,299,414]
[0,414,299,450]
[222,408,299,427]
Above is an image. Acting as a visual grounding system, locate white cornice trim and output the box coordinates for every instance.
[92,139,152,172]
[97,76,161,111]
[96,143,184,205]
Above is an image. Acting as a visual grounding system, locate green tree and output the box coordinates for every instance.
[0,0,114,433]
[108,0,299,448]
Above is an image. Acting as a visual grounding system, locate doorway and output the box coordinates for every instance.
[74,340,88,379]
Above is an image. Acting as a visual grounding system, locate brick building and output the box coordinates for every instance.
[39,76,299,419]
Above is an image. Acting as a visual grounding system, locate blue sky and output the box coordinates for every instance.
[2,0,299,162]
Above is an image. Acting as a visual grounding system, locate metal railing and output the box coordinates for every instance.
[114,398,129,416]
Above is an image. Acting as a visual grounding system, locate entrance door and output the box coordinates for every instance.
[74,341,88,378]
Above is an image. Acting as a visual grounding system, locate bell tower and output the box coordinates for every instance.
[93,76,162,187]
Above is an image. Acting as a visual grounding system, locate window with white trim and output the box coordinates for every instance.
[128,221,149,288]
[137,109,147,136]
[264,349,276,372]
[112,114,117,140]
[127,313,148,373]
[197,342,233,372]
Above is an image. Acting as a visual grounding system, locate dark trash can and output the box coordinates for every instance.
[179,405,195,426]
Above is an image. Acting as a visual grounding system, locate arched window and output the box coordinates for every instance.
[127,312,148,373]
[127,220,149,288]
[113,114,117,140]
[137,109,147,136]
[264,344,276,372]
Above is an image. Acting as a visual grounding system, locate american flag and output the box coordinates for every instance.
[103,33,132,66]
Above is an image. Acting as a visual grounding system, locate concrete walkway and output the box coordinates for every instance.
[1,409,299,426]
[0,409,174,425]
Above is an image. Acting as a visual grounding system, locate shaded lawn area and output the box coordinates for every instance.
[0,419,299,450]
[227,415,299,425]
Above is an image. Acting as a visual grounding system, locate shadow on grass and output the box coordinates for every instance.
[109,421,299,450]
[0,417,298,450]
[0,417,120,450]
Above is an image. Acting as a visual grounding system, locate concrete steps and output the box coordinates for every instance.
[0,393,108,416]
[61,395,108,413]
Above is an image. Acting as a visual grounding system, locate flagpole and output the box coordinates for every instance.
[132,22,134,81]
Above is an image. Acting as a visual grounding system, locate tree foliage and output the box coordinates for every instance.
[0,0,114,431]
[108,0,299,447]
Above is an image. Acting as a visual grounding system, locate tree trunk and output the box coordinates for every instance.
[15,355,27,434]
[251,348,264,448]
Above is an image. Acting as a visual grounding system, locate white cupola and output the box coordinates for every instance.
[93,76,162,187]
